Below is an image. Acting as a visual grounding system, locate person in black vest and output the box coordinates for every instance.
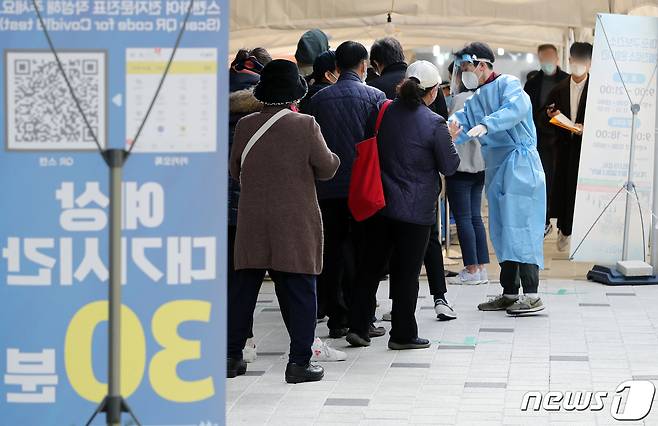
[544,42,593,253]
[524,44,569,237]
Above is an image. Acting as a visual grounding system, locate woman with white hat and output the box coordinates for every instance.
[346,60,460,350]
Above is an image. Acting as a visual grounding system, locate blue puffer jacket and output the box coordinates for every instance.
[308,70,386,200]
[375,99,460,225]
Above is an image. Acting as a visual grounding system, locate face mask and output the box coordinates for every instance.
[362,67,368,83]
[462,71,479,90]
[541,63,556,75]
[571,63,588,77]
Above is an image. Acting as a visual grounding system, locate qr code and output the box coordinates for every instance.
[5,51,106,151]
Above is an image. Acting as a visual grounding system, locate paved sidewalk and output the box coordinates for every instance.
[226,276,658,425]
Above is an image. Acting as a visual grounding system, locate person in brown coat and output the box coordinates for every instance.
[227,59,340,384]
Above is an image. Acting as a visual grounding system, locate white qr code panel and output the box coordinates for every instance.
[5,51,106,151]
[125,48,217,153]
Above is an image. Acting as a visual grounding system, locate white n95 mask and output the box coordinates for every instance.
[462,71,479,90]
[571,64,588,77]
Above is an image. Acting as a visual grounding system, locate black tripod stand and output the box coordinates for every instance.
[569,14,658,285]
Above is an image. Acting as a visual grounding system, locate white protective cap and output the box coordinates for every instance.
[405,60,440,90]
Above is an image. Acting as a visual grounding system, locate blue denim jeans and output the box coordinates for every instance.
[446,171,490,267]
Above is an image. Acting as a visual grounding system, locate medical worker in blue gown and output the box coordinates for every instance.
[448,42,546,315]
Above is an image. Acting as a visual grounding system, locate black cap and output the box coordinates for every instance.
[312,50,337,81]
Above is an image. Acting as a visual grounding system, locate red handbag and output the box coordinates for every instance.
[348,100,392,221]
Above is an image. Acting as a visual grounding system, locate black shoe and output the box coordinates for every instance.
[388,337,431,350]
[285,362,324,384]
[445,270,459,278]
[346,331,371,347]
[369,324,386,338]
[227,358,247,378]
[329,327,349,338]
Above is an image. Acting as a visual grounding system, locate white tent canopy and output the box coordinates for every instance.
[230,0,658,57]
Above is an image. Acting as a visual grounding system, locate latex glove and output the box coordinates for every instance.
[448,120,462,141]
[467,124,488,138]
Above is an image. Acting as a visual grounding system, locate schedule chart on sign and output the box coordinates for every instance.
[125,47,217,153]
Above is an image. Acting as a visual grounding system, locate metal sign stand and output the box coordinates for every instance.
[573,14,658,285]
[585,103,658,285]
[84,150,138,426]
[29,0,195,424]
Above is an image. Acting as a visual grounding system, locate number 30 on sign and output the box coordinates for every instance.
[64,300,214,402]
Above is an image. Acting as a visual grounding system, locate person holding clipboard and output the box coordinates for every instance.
[544,42,593,253]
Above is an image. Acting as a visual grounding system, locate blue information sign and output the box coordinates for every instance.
[0,1,228,424]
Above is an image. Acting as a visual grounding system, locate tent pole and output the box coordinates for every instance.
[564,27,575,73]
[562,30,568,69]
[649,42,658,274]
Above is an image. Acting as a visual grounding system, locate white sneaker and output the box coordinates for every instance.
[311,337,347,362]
[382,311,392,322]
[544,223,553,239]
[447,268,483,285]
[479,268,489,284]
[242,338,257,363]
[557,230,571,252]
[434,298,457,321]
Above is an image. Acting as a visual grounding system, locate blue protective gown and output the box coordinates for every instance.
[451,74,546,268]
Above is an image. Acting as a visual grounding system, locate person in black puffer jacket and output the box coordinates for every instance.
[307,41,387,340]
[228,88,263,225]
[227,47,269,362]
[228,47,270,229]
[298,49,339,320]
[298,50,338,114]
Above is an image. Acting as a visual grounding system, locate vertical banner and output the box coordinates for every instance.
[571,13,658,263]
[0,1,227,425]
